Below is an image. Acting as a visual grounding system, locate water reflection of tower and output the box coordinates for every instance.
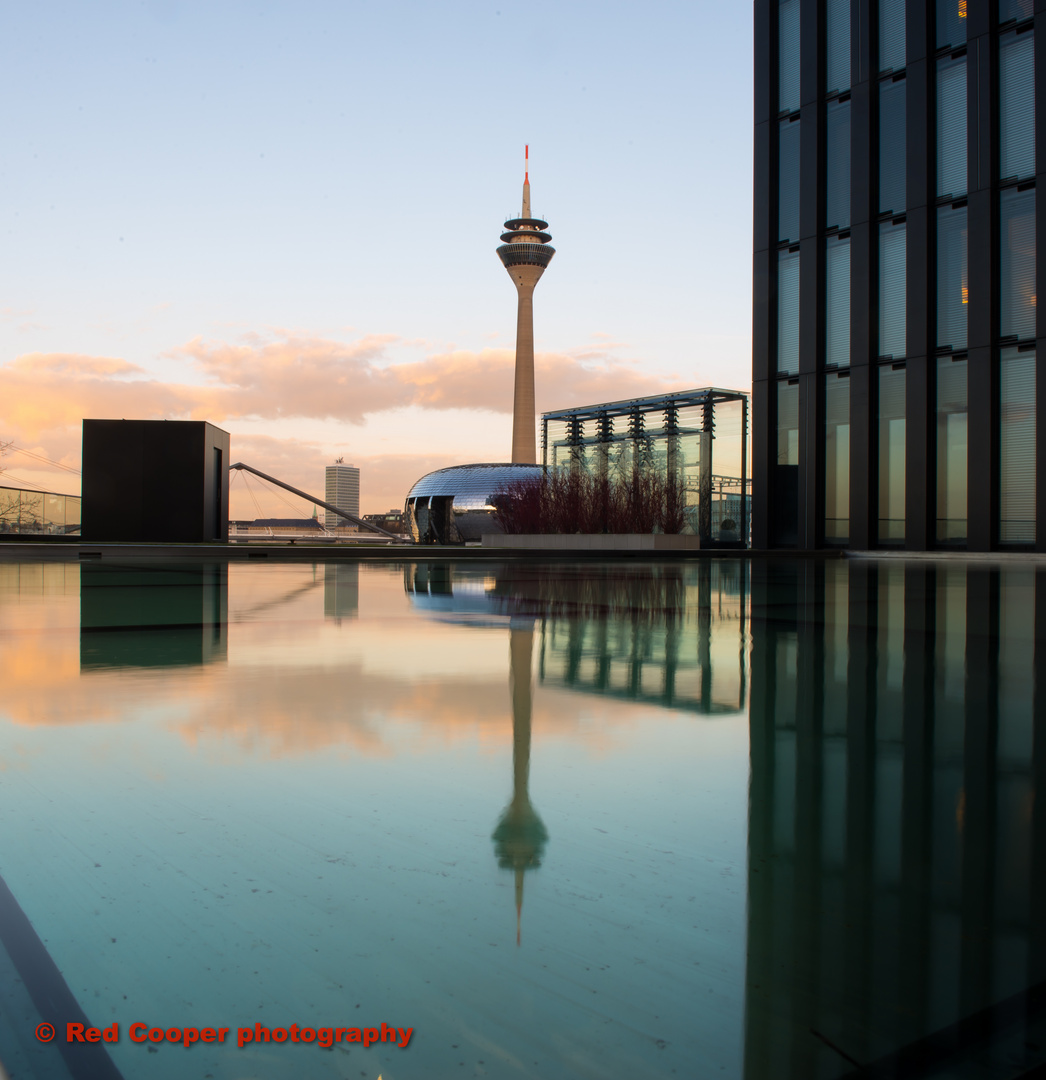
[402,566,550,942]
[491,624,548,945]
[497,146,555,465]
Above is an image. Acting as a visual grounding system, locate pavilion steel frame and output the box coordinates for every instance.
[541,388,750,546]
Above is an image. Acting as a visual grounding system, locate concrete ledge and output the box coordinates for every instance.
[482,533,701,551]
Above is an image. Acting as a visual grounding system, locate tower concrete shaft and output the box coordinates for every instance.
[496,148,554,465]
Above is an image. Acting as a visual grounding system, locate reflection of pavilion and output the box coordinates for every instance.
[530,562,747,715]
[746,560,1046,1078]
[406,561,749,716]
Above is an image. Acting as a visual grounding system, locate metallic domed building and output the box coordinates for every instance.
[404,463,541,544]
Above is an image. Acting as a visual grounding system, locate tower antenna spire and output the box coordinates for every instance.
[522,144,531,218]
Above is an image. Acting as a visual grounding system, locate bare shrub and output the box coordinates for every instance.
[494,470,690,535]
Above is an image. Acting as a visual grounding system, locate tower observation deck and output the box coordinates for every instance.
[497,146,555,465]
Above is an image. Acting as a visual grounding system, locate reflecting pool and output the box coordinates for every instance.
[0,558,1043,1080]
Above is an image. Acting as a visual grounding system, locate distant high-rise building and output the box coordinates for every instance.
[324,463,360,528]
[497,146,555,465]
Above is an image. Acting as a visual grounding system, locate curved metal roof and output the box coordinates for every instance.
[406,463,542,500]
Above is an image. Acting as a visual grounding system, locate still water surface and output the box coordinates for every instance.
[0,558,1042,1080]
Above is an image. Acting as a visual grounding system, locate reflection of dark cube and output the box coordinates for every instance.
[80,562,227,668]
[82,420,230,542]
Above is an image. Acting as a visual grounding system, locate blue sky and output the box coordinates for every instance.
[0,0,753,512]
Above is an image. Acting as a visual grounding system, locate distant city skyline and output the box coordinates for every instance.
[0,1,754,516]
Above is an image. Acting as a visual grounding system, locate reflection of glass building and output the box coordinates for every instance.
[404,464,542,544]
[754,1,1040,551]
[542,389,750,545]
[746,560,1045,1077]
[0,484,81,535]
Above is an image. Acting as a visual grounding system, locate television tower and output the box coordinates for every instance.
[497,146,555,464]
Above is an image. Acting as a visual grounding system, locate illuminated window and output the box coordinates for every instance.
[937,203,968,351]
[937,0,967,49]
[1000,185,1036,341]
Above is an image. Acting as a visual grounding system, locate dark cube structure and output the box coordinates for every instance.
[82,420,230,543]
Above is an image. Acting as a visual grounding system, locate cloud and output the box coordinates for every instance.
[0,329,692,509]
[176,332,683,419]
[0,352,217,440]
[3,332,685,438]
[174,333,405,423]
[8,353,146,377]
[0,627,650,763]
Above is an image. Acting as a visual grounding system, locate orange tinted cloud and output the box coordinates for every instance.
[0,628,640,763]
[176,333,683,418]
[0,331,689,509]
[0,351,220,440]
[3,333,684,435]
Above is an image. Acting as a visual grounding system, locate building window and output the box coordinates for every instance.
[779,117,800,242]
[775,380,800,546]
[879,365,906,544]
[1000,28,1034,183]
[779,0,800,114]
[777,247,801,375]
[1000,0,1033,25]
[1000,185,1036,341]
[879,76,906,214]
[879,220,907,358]
[937,0,967,52]
[777,381,799,466]
[937,203,968,351]
[826,234,851,367]
[937,355,968,545]
[825,372,850,543]
[1000,346,1036,544]
[826,0,850,95]
[879,0,906,74]
[826,97,851,229]
[937,53,967,199]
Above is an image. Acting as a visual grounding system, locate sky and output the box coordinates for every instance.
[0,0,754,517]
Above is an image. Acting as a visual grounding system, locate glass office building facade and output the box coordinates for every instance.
[753,0,1043,550]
